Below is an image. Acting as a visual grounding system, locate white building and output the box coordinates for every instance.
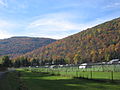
[79,63,91,69]
[108,59,119,64]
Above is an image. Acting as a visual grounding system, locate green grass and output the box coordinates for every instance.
[0,71,20,90]
[20,70,120,90]
[28,67,120,80]
[0,69,120,90]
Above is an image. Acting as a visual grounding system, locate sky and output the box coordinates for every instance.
[0,0,120,39]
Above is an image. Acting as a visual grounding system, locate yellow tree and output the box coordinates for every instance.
[73,54,82,64]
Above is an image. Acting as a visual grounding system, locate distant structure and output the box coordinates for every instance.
[108,59,120,64]
[79,63,91,69]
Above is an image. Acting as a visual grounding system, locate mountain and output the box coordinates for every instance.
[0,37,56,57]
[23,17,120,64]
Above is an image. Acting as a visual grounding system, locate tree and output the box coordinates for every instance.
[31,59,39,66]
[2,56,12,67]
[73,54,81,64]
[18,57,30,67]
[64,57,71,64]
[14,60,21,68]
[90,50,98,62]
[104,52,110,62]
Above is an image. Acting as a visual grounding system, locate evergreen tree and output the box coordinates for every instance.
[2,56,12,67]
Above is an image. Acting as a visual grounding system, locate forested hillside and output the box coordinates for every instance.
[23,17,120,64]
[0,37,56,57]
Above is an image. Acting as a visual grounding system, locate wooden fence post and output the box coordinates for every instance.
[90,71,92,79]
[111,71,113,81]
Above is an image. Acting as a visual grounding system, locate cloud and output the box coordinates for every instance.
[27,32,72,39]
[0,30,12,39]
[25,12,83,39]
[26,12,113,39]
[104,2,120,9]
[0,13,114,39]
[0,19,19,39]
[27,19,81,32]
[0,0,28,14]
[0,20,15,28]
[0,0,7,7]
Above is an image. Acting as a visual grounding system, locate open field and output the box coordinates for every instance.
[26,65,120,80]
[19,69,120,90]
[0,67,120,90]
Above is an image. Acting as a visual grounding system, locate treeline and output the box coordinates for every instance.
[0,56,66,68]
[22,17,120,64]
[1,18,120,65]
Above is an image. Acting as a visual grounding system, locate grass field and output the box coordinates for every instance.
[27,67,120,80]
[0,68,120,90]
[19,70,120,90]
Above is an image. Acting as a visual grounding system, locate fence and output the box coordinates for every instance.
[26,64,120,81]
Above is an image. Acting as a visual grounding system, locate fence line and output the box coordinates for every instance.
[25,64,120,81]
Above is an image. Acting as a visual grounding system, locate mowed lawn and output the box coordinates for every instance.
[19,70,120,90]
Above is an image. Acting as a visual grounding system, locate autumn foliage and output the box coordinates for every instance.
[22,18,120,64]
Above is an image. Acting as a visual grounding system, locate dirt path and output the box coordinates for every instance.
[0,68,16,79]
[0,71,7,79]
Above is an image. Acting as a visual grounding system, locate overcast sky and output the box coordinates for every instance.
[0,0,120,39]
